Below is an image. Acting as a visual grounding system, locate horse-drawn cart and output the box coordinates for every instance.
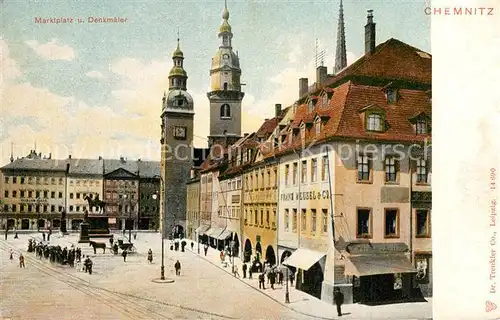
[117,239,136,253]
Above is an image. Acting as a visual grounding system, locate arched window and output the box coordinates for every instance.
[220,104,231,118]
[223,82,228,91]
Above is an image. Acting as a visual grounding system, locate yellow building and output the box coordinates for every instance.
[66,157,104,229]
[241,116,282,265]
[0,150,67,230]
[186,176,200,240]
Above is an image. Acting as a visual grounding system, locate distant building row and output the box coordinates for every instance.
[185,11,432,305]
[0,152,160,232]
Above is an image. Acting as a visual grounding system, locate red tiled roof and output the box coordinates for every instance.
[266,80,431,159]
[256,117,279,137]
[325,38,431,87]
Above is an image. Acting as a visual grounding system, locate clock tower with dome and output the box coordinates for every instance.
[207,0,245,148]
[159,38,194,239]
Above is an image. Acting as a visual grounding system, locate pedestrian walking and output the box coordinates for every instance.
[289,272,295,286]
[19,254,25,268]
[258,273,265,289]
[242,263,247,278]
[133,232,137,240]
[147,249,153,264]
[42,233,46,241]
[122,250,128,262]
[278,270,284,285]
[190,241,194,251]
[249,267,253,279]
[14,232,18,239]
[9,249,14,261]
[109,236,114,247]
[334,287,344,317]
[232,264,240,278]
[204,243,208,256]
[174,260,181,276]
[269,270,276,289]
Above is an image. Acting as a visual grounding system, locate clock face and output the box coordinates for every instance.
[174,126,186,139]
[222,54,229,60]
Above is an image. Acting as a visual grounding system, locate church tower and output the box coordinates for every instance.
[160,37,194,238]
[334,0,347,74]
[207,0,245,148]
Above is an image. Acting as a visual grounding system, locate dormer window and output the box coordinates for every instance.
[175,99,184,107]
[322,94,328,108]
[416,120,428,134]
[409,112,431,135]
[386,88,397,104]
[367,114,383,132]
[315,118,321,135]
[382,83,399,104]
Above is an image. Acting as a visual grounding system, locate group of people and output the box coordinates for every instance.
[27,238,81,267]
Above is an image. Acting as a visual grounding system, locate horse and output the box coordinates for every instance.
[84,194,106,213]
[89,241,106,254]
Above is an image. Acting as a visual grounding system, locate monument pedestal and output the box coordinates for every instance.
[78,222,90,243]
[60,220,69,235]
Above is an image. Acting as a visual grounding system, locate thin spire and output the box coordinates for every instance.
[334,0,347,74]
[177,27,180,44]
[10,142,14,163]
[34,140,37,151]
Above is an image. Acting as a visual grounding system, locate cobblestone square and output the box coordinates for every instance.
[1,232,432,320]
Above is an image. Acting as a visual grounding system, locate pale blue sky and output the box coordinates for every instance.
[0,0,430,165]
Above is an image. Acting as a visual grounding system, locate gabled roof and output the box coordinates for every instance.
[325,38,431,87]
[103,159,139,175]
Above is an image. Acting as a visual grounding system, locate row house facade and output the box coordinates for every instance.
[66,157,104,230]
[137,160,161,231]
[0,151,67,231]
[262,33,432,303]
[184,9,431,306]
[0,152,161,232]
[103,158,140,230]
[186,176,201,240]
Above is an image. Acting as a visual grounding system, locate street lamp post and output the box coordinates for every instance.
[285,267,290,303]
[152,191,165,280]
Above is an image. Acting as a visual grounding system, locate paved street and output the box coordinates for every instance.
[0,232,432,320]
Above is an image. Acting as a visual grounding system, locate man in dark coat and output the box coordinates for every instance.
[242,263,247,278]
[258,273,266,289]
[174,260,181,276]
[334,287,344,317]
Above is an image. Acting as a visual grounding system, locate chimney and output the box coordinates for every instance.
[264,118,269,121]
[48,153,51,159]
[68,154,72,159]
[365,10,376,55]
[275,104,282,117]
[316,66,328,87]
[299,78,309,98]
[98,156,102,160]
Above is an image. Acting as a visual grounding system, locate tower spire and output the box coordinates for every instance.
[334,0,347,74]
[10,142,14,163]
